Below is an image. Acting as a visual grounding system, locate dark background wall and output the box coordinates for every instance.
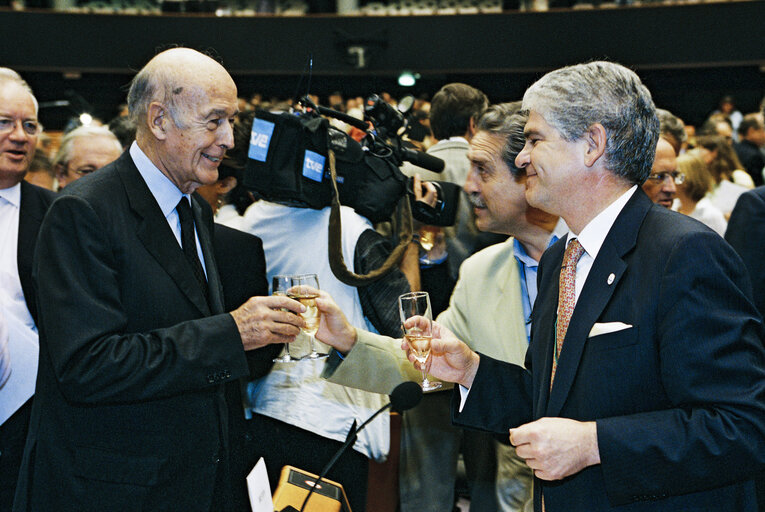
[1,1,764,130]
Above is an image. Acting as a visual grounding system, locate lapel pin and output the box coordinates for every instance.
[607,273,615,285]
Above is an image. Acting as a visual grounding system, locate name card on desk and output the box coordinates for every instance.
[247,457,273,512]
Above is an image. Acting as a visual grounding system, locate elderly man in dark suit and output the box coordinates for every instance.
[410,61,765,511]
[13,48,305,512]
[0,69,55,512]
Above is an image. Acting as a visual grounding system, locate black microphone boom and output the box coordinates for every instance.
[292,381,423,512]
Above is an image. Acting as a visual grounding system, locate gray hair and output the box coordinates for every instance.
[126,65,194,131]
[657,108,687,145]
[0,67,39,114]
[475,101,528,177]
[522,61,659,185]
[52,124,122,167]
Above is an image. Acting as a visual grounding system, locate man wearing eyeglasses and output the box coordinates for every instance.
[640,137,681,209]
[0,69,55,512]
[52,124,122,190]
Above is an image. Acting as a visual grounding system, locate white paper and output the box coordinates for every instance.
[0,312,39,425]
[247,457,273,512]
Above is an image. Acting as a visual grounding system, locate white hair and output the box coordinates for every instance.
[52,125,122,167]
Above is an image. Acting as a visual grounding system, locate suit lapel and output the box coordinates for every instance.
[543,189,652,417]
[117,153,211,317]
[17,181,53,322]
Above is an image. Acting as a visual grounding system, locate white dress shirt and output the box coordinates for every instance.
[129,142,207,276]
[0,309,10,389]
[0,183,36,332]
[567,185,637,304]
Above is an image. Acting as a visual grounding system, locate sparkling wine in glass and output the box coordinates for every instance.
[399,291,441,391]
[289,274,328,360]
[272,275,300,363]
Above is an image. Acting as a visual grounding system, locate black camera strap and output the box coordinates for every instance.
[327,149,413,286]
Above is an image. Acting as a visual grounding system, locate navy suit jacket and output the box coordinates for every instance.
[454,188,765,511]
[14,152,250,511]
[726,186,765,318]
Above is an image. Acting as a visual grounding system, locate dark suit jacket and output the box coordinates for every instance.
[14,152,250,512]
[726,186,765,318]
[17,180,56,324]
[454,189,765,511]
[0,181,54,511]
[733,140,765,187]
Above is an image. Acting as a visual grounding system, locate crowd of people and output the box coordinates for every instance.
[1,48,765,512]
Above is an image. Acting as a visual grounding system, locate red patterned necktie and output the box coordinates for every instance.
[550,238,584,388]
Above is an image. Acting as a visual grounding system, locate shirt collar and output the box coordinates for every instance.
[129,141,186,218]
[567,185,637,260]
[513,232,560,268]
[0,183,22,209]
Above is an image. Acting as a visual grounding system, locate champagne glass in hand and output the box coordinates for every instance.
[272,275,301,363]
[399,291,442,391]
[290,274,328,360]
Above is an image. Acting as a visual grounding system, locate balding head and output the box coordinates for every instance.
[126,48,238,194]
[127,48,236,133]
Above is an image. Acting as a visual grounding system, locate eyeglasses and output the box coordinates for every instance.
[646,171,685,185]
[67,165,98,177]
[0,117,41,136]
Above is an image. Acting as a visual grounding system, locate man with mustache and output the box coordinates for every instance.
[319,102,566,512]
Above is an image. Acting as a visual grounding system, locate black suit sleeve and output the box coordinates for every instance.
[451,353,534,434]
[34,195,248,405]
[212,223,280,377]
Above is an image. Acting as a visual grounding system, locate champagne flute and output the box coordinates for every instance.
[289,274,328,360]
[272,275,301,363]
[399,291,442,391]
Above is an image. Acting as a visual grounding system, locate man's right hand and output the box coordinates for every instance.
[402,321,480,388]
[230,296,305,351]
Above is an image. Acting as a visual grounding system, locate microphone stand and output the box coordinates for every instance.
[279,381,422,512]
[293,403,392,512]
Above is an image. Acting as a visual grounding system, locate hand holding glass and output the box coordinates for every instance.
[272,275,300,363]
[399,291,441,391]
[289,274,328,360]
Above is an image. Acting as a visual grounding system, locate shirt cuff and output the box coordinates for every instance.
[458,384,470,412]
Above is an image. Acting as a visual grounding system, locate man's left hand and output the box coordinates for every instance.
[510,417,600,481]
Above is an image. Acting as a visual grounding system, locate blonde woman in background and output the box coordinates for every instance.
[673,151,727,236]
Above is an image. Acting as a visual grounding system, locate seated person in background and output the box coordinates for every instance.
[733,113,765,187]
[230,111,415,511]
[52,124,122,189]
[640,137,678,209]
[695,135,751,218]
[672,151,727,236]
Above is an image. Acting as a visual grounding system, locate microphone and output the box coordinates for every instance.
[284,382,423,512]
[400,147,445,174]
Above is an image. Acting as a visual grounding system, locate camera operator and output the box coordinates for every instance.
[231,111,414,511]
